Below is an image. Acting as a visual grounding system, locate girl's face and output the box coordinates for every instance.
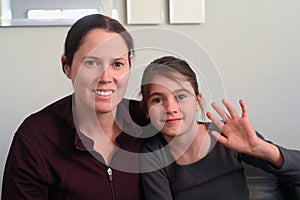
[146,74,201,139]
[64,29,130,114]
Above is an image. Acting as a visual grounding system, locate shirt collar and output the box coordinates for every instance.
[73,97,142,151]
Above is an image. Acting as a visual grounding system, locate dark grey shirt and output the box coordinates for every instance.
[140,129,300,200]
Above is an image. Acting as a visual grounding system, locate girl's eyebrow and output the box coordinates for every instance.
[173,88,194,96]
[173,88,189,93]
[149,89,193,98]
[149,92,164,98]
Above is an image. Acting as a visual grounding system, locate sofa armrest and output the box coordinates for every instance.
[243,162,298,200]
[294,185,300,199]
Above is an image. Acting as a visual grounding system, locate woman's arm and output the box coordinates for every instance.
[2,133,49,199]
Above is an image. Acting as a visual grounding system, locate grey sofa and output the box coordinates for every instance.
[244,162,300,200]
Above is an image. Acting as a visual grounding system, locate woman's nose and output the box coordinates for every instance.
[99,66,112,83]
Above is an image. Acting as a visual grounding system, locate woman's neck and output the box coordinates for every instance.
[73,98,122,164]
[74,97,120,137]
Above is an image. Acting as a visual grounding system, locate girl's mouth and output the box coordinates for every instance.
[164,118,182,124]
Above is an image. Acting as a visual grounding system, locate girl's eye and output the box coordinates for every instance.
[177,94,187,101]
[151,97,164,104]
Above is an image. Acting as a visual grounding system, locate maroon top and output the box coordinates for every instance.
[2,95,144,200]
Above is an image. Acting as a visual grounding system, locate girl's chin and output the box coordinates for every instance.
[161,128,181,137]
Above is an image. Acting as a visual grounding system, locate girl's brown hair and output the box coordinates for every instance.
[140,56,202,114]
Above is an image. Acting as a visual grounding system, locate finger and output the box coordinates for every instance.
[222,99,239,119]
[206,112,225,131]
[211,102,230,122]
[239,99,248,118]
[210,130,227,146]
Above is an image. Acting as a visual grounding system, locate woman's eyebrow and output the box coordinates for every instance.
[114,57,126,60]
[81,56,100,60]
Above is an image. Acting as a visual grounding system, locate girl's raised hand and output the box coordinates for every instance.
[206,99,261,155]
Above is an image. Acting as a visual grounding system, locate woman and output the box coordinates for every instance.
[139,56,300,200]
[2,14,143,200]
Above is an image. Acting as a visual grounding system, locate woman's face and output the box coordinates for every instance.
[64,29,130,114]
[146,74,201,139]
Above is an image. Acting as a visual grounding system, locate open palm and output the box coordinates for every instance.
[206,99,261,154]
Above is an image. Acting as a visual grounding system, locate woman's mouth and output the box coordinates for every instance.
[94,90,114,96]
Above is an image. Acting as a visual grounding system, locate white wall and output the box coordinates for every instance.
[1,0,300,195]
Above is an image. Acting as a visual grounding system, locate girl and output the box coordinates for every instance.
[139,56,300,200]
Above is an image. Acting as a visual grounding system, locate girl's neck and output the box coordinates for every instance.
[167,123,211,166]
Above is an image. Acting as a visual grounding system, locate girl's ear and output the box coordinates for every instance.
[61,56,71,79]
[146,112,150,118]
[196,93,202,111]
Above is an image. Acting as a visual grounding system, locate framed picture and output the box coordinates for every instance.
[169,0,205,24]
[0,0,117,26]
[126,0,163,24]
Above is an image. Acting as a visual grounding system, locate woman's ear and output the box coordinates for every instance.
[196,93,202,111]
[129,54,133,67]
[61,56,71,79]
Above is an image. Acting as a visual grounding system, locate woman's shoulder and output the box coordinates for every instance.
[16,95,74,137]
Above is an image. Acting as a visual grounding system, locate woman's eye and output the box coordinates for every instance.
[84,60,98,67]
[113,62,124,68]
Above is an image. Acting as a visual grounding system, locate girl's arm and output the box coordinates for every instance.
[140,141,173,200]
[206,99,283,168]
[141,169,173,200]
[206,99,300,186]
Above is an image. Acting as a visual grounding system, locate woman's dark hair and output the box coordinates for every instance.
[62,14,134,72]
[140,56,201,114]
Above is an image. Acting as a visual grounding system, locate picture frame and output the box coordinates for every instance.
[126,0,163,25]
[169,0,205,24]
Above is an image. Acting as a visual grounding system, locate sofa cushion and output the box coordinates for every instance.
[243,163,290,200]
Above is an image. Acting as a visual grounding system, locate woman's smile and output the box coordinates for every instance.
[94,89,114,96]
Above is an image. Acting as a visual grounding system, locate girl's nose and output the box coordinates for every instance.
[165,99,179,114]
